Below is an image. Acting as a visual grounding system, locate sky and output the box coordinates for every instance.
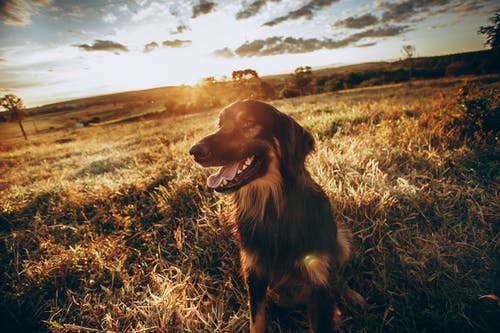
[0,0,497,107]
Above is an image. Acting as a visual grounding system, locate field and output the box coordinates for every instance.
[0,77,499,332]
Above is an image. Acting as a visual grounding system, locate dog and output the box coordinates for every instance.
[189,100,363,332]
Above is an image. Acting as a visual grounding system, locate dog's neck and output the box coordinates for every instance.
[233,154,283,222]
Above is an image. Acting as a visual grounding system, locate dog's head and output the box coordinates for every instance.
[189,100,314,193]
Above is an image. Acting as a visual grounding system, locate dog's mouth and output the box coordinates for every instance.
[206,155,265,193]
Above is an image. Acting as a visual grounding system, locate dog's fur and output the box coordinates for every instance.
[190,100,362,332]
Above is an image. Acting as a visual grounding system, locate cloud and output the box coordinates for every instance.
[375,0,470,23]
[102,12,117,23]
[117,4,129,12]
[234,25,409,57]
[162,39,192,48]
[172,23,188,34]
[67,29,86,35]
[191,0,216,19]
[143,41,159,53]
[0,1,30,26]
[263,0,339,27]
[355,42,377,48]
[350,25,409,39]
[130,1,170,23]
[74,40,129,53]
[236,0,280,20]
[378,0,417,22]
[212,47,235,58]
[0,0,53,26]
[235,36,323,56]
[333,13,379,29]
[33,0,52,5]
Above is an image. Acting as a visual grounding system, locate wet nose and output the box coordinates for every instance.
[189,143,210,160]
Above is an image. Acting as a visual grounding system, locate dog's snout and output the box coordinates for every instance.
[189,143,210,160]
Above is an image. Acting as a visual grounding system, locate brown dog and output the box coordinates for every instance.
[190,100,363,332]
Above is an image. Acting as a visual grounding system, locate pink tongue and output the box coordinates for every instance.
[207,162,240,188]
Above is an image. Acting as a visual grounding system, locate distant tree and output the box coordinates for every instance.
[278,86,301,99]
[478,12,499,50]
[445,61,470,77]
[401,45,416,81]
[230,68,275,99]
[324,77,344,92]
[1,94,27,140]
[232,69,259,81]
[201,76,217,85]
[291,66,316,95]
[259,80,276,99]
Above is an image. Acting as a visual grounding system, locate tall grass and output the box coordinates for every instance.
[1,77,498,332]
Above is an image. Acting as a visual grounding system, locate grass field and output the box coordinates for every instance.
[0,77,499,332]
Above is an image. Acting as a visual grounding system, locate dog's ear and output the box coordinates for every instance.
[274,112,314,180]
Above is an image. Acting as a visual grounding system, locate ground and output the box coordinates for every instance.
[0,76,499,332]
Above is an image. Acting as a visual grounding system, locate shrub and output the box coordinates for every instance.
[450,85,499,143]
[445,61,470,77]
[278,86,301,98]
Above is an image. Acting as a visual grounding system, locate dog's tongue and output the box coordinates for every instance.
[207,162,240,188]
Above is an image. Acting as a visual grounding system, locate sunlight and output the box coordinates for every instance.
[83,49,202,92]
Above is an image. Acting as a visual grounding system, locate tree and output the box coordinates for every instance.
[401,44,416,81]
[478,12,499,50]
[1,94,27,140]
[230,68,274,99]
[231,69,259,81]
[292,66,316,95]
[201,76,217,85]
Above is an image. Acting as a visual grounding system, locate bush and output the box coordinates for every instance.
[278,86,301,98]
[450,85,499,143]
[445,61,471,77]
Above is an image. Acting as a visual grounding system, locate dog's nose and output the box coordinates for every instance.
[189,143,210,159]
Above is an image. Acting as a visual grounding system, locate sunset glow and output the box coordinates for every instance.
[0,0,496,107]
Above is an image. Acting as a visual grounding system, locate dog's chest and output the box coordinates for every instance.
[236,215,299,269]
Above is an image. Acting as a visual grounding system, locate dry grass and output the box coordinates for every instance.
[0,77,499,332]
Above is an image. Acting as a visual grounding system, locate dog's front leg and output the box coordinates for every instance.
[245,270,268,333]
[307,287,335,333]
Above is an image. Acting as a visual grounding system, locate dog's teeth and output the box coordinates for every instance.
[237,169,242,174]
[245,158,252,166]
[221,179,228,186]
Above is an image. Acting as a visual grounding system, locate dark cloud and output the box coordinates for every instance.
[377,0,462,23]
[379,0,416,22]
[173,23,188,34]
[236,0,280,20]
[162,39,192,48]
[455,0,494,16]
[355,42,377,48]
[74,40,129,53]
[191,0,216,19]
[0,0,53,26]
[350,25,409,39]
[67,28,86,35]
[143,41,159,53]
[263,0,340,27]
[235,25,409,57]
[334,13,379,29]
[212,47,235,58]
[235,36,324,56]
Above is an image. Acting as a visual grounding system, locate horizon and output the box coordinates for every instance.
[0,0,497,108]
